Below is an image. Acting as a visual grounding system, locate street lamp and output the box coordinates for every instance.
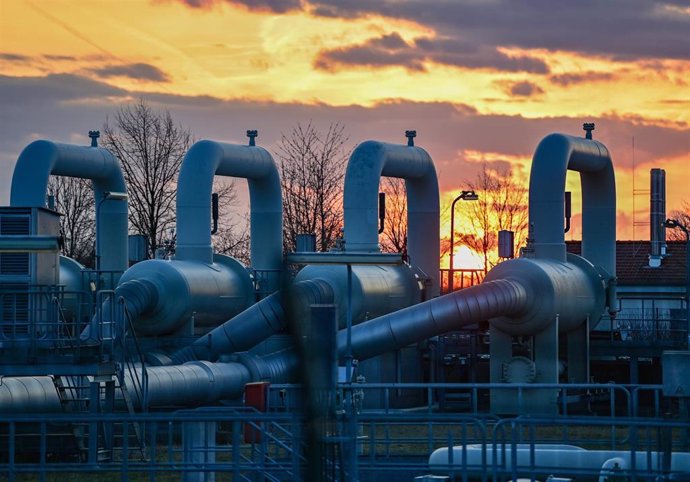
[449,190,479,292]
[664,218,690,347]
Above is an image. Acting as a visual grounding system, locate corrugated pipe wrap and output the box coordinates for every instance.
[339,279,528,361]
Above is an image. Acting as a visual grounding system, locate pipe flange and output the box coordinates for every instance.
[502,356,537,383]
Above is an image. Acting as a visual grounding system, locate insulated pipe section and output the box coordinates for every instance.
[0,376,62,413]
[338,254,605,358]
[124,350,299,408]
[10,140,128,273]
[343,140,440,297]
[170,279,334,364]
[529,133,616,279]
[176,139,282,291]
[339,278,528,361]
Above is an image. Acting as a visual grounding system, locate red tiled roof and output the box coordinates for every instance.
[566,240,687,286]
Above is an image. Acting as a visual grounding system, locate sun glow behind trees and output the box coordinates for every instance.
[1,0,688,243]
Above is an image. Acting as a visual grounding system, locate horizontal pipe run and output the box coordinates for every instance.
[0,235,59,252]
[429,444,690,476]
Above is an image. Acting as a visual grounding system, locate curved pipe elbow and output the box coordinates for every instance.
[175,140,282,287]
[343,140,440,296]
[529,133,616,276]
[10,140,128,273]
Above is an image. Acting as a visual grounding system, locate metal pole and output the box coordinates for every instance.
[449,195,460,292]
[685,229,690,348]
[346,263,353,381]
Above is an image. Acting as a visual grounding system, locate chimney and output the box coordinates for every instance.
[649,168,667,267]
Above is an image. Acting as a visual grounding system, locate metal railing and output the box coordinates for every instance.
[0,286,116,367]
[1,400,687,482]
[439,268,485,295]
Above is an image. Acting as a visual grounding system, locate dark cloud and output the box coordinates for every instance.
[43,54,78,62]
[550,71,616,86]
[315,33,549,73]
[507,81,544,97]
[0,53,31,62]
[180,0,302,13]
[1,72,688,205]
[307,0,690,61]
[88,63,171,82]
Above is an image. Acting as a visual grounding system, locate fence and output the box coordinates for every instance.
[1,382,688,482]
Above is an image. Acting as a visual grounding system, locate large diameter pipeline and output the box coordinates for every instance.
[484,254,606,335]
[170,279,334,364]
[339,278,528,361]
[294,264,423,327]
[175,139,282,292]
[0,377,62,413]
[123,350,299,408]
[529,133,616,279]
[170,263,422,364]
[111,254,253,336]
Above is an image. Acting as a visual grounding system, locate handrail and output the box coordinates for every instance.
[116,297,149,411]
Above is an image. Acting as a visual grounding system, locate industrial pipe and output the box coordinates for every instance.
[170,279,334,364]
[169,263,422,363]
[338,278,527,361]
[10,139,128,273]
[2,255,604,411]
[528,132,616,279]
[0,376,63,413]
[102,254,253,337]
[175,138,282,292]
[343,140,440,297]
[428,444,690,477]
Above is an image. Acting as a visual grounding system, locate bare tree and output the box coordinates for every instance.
[102,99,192,258]
[668,200,690,241]
[278,122,350,253]
[455,164,528,271]
[48,176,95,267]
[212,179,251,265]
[379,177,407,254]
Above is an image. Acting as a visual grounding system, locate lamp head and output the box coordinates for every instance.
[104,191,128,201]
[460,190,479,201]
[664,218,679,229]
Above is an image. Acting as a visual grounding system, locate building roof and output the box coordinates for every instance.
[566,240,687,286]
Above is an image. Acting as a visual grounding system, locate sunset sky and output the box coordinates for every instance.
[1,0,689,264]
